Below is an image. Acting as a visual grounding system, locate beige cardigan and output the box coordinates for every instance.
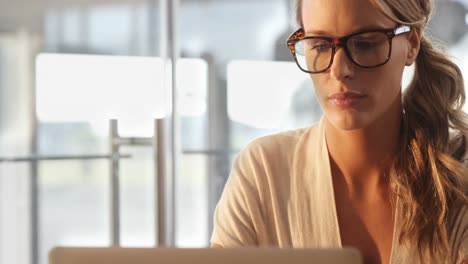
[211,117,468,263]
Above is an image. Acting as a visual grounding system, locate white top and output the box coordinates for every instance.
[211,117,468,263]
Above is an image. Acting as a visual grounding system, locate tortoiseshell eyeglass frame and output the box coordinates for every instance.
[286,25,412,74]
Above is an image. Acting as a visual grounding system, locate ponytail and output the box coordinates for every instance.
[392,35,468,263]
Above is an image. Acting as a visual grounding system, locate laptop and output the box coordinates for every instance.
[49,247,363,264]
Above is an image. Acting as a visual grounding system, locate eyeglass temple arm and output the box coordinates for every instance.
[395,25,411,35]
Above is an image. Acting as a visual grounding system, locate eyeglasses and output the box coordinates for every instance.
[286,25,411,74]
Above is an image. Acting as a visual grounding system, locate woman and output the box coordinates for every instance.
[211,0,468,263]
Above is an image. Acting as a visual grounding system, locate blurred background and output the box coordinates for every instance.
[0,0,467,264]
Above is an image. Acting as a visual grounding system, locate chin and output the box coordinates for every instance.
[326,111,371,131]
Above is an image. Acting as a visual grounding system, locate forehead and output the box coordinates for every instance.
[301,0,396,36]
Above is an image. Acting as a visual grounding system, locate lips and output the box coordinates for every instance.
[329,92,366,99]
[328,92,367,107]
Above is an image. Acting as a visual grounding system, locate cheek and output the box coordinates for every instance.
[309,75,330,106]
[310,75,328,96]
[367,63,405,109]
[376,55,406,93]
[386,45,408,81]
[365,45,407,94]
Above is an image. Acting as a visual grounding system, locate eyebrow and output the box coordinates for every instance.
[305,25,391,37]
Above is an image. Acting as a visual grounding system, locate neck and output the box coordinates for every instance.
[325,99,402,197]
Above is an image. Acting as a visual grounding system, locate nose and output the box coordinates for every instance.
[329,48,354,81]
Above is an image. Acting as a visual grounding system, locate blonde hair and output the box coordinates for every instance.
[296,0,468,262]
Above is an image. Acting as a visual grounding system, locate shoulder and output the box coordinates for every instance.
[236,124,319,167]
[229,123,321,192]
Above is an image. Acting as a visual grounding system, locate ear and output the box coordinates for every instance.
[405,28,421,66]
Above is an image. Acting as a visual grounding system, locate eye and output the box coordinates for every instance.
[350,39,378,50]
[310,42,331,53]
[313,44,329,52]
[348,32,387,52]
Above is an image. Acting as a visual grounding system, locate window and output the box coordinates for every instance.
[0,1,466,264]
